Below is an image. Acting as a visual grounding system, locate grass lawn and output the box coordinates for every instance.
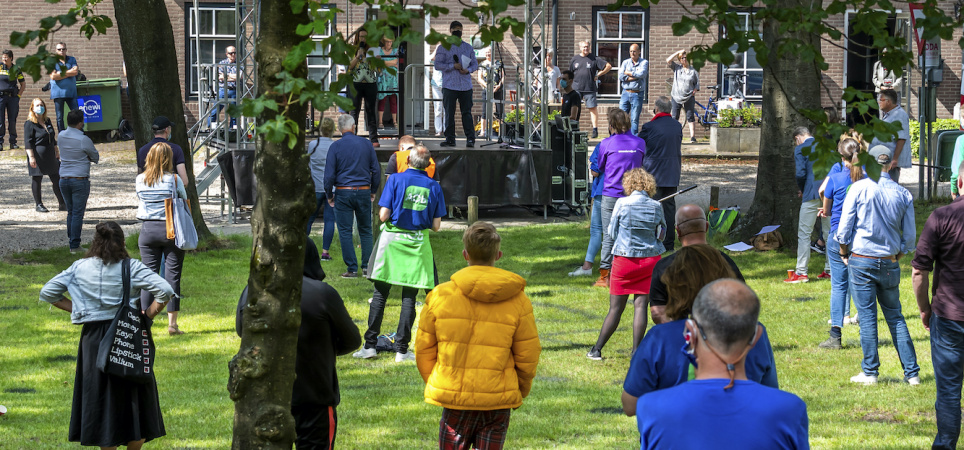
[0,202,948,449]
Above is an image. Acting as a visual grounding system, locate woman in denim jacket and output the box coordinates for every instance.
[40,221,174,449]
[588,168,665,360]
[136,142,188,336]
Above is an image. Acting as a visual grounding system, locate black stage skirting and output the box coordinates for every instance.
[376,142,552,208]
[217,138,552,208]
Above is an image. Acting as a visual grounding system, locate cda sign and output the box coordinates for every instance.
[76,95,103,123]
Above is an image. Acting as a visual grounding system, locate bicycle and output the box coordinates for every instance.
[694,85,720,131]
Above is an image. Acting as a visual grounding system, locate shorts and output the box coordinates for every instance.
[579,91,598,109]
[671,97,696,123]
[610,255,661,295]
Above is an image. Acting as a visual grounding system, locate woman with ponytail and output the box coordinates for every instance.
[817,138,865,349]
[136,142,188,336]
[39,221,173,448]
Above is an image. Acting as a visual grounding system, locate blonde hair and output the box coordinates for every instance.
[463,221,501,263]
[837,138,865,183]
[319,117,335,137]
[143,142,174,187]
[398,135,416,149]
[27,98,48,125]
[622,167,657,197]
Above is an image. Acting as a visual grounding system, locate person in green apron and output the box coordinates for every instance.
[353,145,446,362]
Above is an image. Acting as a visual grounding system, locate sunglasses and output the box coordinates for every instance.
[227,51,236,55]
[56,48,66,51]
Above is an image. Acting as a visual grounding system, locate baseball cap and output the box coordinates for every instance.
[868,144,892,165]
[152,116,173,131]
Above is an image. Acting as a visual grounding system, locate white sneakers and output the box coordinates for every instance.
[907,376,921,386]
[352,347,376,359]
[353,347,415,362]
[850,372,878,385]
[827,315,860,326]
[568,266,593,277]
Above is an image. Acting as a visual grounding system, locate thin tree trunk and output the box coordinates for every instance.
[735,0,821,245]
[113,0,212,239]
[227,1,312,448]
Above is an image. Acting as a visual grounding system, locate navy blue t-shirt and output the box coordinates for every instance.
[378,168,446,231]
[638,379,809,449]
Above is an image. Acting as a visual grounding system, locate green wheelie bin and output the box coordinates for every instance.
[70,78,132,141]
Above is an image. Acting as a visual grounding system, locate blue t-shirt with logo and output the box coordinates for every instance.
[379,168,446,231]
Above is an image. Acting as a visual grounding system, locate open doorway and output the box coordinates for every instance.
[367,7,427,138]
[844,12,911,126]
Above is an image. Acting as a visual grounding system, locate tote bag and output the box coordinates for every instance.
[164,176,198,250]
[95,259,156,383]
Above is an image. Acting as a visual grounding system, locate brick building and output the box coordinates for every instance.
[2,0,960,137]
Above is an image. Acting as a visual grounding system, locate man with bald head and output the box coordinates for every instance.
[648,204,744,324]
[619,44,648,135]
[636,279,809,449]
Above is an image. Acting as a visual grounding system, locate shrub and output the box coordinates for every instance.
[909,119,958,158]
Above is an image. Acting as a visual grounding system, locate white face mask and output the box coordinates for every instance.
[34,106,45,115]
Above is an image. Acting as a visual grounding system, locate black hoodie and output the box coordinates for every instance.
[236,239,361,406]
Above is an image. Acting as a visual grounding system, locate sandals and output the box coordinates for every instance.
[168,325,185,336]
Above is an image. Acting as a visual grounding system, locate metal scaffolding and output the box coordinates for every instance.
[523,0,549,149]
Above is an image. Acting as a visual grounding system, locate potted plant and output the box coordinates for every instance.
[710,104,761,153]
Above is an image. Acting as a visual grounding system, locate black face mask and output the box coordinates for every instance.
[452,30,462,38]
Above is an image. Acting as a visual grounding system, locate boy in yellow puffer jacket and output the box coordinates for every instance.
[415,221,541,449]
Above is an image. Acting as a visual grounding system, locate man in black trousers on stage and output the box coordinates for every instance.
[434,21,478,148]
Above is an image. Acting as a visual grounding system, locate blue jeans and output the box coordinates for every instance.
[308,192,336,252]
[849,256,918,378]
[931,314,964,450]
[53,97,78,133]
[600,196,618,270]
[59,177,90,250]
[584,196,603,264]
[827,237,852,328]
[619,90,644,135]
[208,87,237,128]
[333,189,373,273]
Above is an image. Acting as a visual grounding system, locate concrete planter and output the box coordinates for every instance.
[710,126,761,154]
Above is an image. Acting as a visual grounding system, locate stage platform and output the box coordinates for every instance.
[371,136,552,208]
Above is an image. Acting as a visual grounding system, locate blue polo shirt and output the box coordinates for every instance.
[50,56,78,99]
[378,168,446,231]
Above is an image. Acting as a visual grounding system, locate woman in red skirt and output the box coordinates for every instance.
[588,168,665,360]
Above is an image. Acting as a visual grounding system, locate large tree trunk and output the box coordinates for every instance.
[735,0,821,245]
[113,0,212,239]
[227,1,312,448]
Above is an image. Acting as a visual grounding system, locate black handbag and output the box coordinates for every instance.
[95,259,156,383]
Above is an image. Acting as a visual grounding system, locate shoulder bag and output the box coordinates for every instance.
[164,175,198,250]
[95,259,156,383]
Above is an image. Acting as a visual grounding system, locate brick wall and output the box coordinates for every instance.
[2,0,961,136]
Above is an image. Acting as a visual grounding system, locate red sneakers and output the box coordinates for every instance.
[816,272,831,280]
[783,272,809,283]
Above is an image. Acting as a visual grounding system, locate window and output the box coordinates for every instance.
[306,15,335,90]
[720,12,763,100]
[592,8,647,98]
[187,6,237,97]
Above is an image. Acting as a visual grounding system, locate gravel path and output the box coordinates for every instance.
[0,143,945,259]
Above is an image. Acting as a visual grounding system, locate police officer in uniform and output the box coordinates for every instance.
[0,49,26,150]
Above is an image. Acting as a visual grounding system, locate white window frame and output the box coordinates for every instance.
[306,12,335,90]
[592,8,647,99]
[187,5,237,98]
[719,11,763,101]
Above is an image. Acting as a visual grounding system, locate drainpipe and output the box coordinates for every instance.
[552,0,558,64]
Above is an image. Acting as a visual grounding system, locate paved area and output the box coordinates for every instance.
[0,139,948,258]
